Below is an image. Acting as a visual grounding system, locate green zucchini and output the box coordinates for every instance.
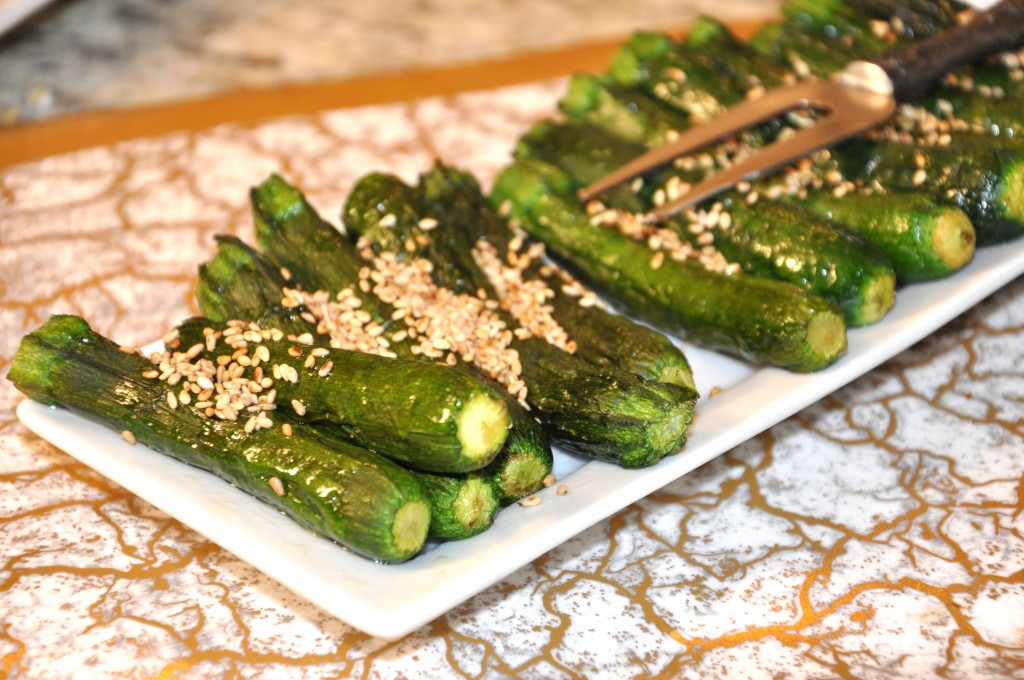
[197,235,327,337]
[172,315,503,539]
[492,158,848,373]
[185,317,510,474]
[924,90,1024,141]
[559,74,693,148]
[838,0,961,38]
[586,27,1023,250]
[757,3,1024,122]
[243,175,554,498]
[608,31,729,123]
[417,162,697,391]
[250,175,383,319]
[558,23,977,285]
[780,0,896,52]
[748,21,849,78]
[195,238,552,510]
[832,135,1024,244]
[344,168,698,468]
[517,120,897,326]
[793,189,975,282]
[413,471,499,539]
[716,198,896,326]
[9,315,431,563]
[684,16,793,89]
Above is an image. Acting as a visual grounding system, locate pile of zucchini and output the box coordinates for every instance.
[10,0,1023,565]
[493,0,1023,371]
[10,168,699,563]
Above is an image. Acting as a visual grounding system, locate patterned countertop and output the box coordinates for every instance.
[0,0,770,122]
[2,1,1024,678]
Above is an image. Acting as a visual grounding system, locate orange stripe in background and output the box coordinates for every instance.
[0,22,764,170]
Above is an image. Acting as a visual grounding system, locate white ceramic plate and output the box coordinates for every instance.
[18,233,1024,639]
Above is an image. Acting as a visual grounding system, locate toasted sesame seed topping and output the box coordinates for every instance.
[587,200,737,276]
[121,430,137,445]
[269,476,286,497]
[471,240,574,353]
[542,473,556,487]
[145,321,295,431]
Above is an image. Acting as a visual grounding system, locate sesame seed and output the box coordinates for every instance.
[519,496,541,507]
[269,476,286,497]
[282,423,293,437]
[542,474,556,487]
[557,484,568,496]
[318,361,334,377]
[121,430,137,445]
[291,399,307,416]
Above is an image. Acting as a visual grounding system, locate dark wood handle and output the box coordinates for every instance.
[868,0,1024,103]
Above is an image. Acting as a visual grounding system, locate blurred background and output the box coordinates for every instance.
[0,0,775,124]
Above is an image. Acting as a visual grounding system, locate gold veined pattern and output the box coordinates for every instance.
[1,79,1023,677]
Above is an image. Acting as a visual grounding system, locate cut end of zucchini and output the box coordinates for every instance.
[805,310,848,370]
[455,392,512,467]
[645,405,694,464]
[390,499,431,561]
[495,451,551,505]
[9,316,91,406]
[658,363,698,393]
[1001,159,1024,226]
[931,209,976,272]
[451,477,499,537]
[856,272,897,326]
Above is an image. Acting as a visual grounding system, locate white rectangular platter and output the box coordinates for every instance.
[18,229,1024,640]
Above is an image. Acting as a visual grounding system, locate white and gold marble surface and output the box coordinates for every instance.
[0,0,771,122]
[2,1,1024,678]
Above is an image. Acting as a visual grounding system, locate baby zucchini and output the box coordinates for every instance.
[492,159,848,373]
[9,315,431,563]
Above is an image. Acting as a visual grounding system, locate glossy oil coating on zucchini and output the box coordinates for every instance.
[9,315,431,564]
[492,159,848,373]
[341,169,698,468]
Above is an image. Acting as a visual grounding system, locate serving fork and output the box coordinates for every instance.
[578,0,1024,222]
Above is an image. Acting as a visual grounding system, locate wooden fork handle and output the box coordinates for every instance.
[868,0,1024,103]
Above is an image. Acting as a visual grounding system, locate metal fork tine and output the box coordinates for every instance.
[643,110,853,221]
[577,81,827,202]
[643,82,895,222]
